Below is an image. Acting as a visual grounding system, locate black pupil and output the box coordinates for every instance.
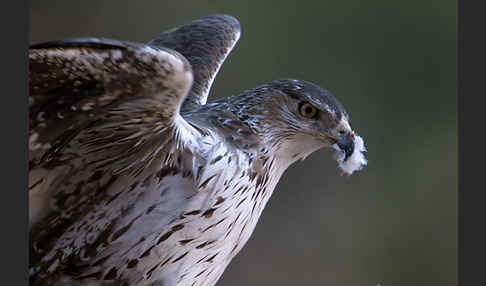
[305,106,313,114]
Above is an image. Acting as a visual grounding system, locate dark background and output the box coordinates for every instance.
[29,1,456,285]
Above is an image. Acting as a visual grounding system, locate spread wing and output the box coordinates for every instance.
[29,14,240,282]
[148,14,241,111]
[29,38,193,167]
[28,39,197,274]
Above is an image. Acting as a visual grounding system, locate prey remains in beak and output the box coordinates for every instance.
[337,131,355,161]
[332,130,367,176]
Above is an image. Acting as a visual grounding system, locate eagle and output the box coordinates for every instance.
[29,14,367,286]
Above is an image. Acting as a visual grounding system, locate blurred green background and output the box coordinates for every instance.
[30,1,456,285]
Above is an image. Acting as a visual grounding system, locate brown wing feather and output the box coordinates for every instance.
[29,38,192,167]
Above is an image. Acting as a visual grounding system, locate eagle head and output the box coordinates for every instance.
[240,78,367,175]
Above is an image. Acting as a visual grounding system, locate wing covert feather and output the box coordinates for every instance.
[29,38,193,166]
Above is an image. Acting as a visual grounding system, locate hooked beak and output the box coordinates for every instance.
[335,131,355,161]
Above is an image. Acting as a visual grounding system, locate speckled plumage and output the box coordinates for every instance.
[29,14,366,286]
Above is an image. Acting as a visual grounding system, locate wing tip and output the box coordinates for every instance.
[200,13,242,32]
[148,14,241,48]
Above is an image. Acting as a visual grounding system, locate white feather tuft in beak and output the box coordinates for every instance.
[333,133,367,175]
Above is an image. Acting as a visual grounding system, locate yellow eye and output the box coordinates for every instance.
[299,103,318,118]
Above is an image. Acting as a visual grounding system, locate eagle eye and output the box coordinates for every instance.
[299,102,318,119]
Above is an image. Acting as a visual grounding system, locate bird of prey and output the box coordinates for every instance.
[29,14,367,286]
